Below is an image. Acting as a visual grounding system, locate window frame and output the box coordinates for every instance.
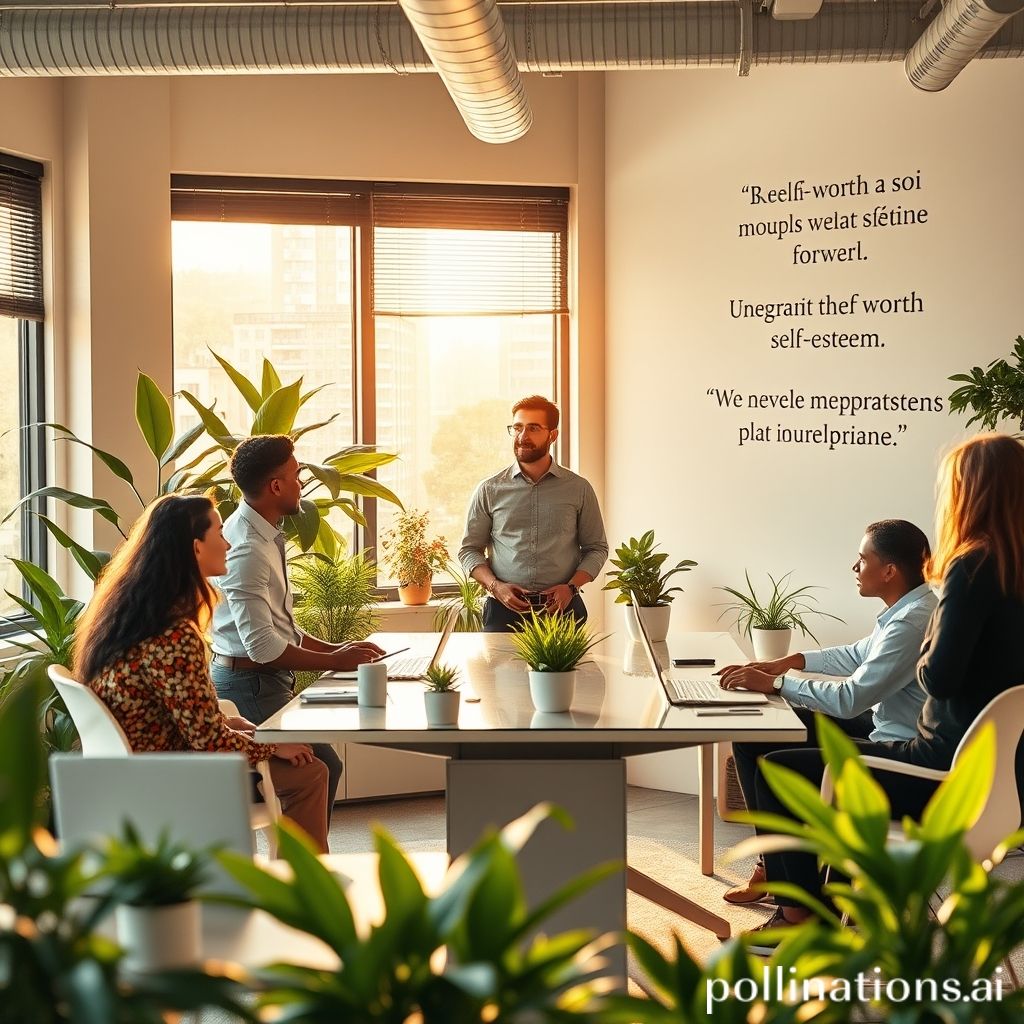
[169,177,570,597]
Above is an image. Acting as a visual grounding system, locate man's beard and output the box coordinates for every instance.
[515,440,550,464]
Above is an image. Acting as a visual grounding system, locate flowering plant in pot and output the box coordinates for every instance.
[718,570,842,660]
[510,612,607,713]
[379,509,450,605]
[602,530,697,643]
[423,663,461,727]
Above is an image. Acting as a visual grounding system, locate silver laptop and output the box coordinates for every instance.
[628,603,768,707]
[50,752,256,895]
[320,605,461,683]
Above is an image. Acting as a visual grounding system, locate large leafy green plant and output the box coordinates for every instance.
[602,530,697,607]
[727,715,1024,1023]
[218,804,616,1023]
[948,334,1024,433]
[0,676,252,1024]
[4,350,402,574]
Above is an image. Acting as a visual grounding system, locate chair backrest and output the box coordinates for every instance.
[49,752,256,895]
[48,664,132,755]
[951,684,1024,861]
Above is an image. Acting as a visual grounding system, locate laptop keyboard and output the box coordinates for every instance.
[665,677,727,702]
[388,656,432,680]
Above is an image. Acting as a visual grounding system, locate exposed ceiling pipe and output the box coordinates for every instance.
[0,4,1021,76]
[905,0,1024,90]
[397,0,531,144]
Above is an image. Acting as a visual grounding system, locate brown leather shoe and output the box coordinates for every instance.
[723,865,773,905]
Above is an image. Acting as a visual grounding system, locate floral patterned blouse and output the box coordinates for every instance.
[89,619,276,768]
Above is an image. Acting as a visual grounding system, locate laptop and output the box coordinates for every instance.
[315,605,461,685]
[50,752,256,895]
[628,603,768,707]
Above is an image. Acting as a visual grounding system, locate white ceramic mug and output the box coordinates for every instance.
[357,661,388,707]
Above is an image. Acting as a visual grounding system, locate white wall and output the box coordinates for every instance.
[605,59,1024,651]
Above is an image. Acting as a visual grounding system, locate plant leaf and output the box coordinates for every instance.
[136,372,174,461]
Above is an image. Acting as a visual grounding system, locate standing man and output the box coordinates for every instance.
[210,435,384,828]
[459,396,609,633]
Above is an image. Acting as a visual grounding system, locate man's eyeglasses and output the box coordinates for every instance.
[507,423,551,437]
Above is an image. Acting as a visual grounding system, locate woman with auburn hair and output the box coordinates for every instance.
[741,433,1024,953]
[75,494,330,852]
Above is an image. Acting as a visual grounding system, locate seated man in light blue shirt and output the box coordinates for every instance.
[717,518,935,904]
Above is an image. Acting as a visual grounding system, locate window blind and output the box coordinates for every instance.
[371,190,568,317]
[0,154,44,323]
[169,176,569,318]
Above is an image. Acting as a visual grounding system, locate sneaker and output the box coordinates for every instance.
[723,865,774,905]
[742,907,807,956]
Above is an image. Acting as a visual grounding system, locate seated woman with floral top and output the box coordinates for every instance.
[75,493,329,852]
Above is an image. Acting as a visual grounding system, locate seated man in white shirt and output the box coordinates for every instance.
[717,519,935,906]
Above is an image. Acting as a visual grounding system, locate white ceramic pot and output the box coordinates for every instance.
[116,900,201,973]
[528,670,576,713]
[752,627,792,661]
[424,690,461,727]
[624,604,671,643]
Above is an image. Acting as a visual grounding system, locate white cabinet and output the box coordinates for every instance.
[334,742,446,801]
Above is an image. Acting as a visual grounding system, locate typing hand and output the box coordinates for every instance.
[332,642,386,671]
[225,715,257,734]
[275,743,316,766]
[717,665,777,694]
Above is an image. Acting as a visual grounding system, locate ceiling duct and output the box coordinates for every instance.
[398,0,530,144]
[905,0,1024,90]
[0,4,1022,79]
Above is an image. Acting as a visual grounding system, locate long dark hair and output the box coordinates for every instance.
[75,494,217,682]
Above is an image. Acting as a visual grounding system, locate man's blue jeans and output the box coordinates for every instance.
[210,665,343,810]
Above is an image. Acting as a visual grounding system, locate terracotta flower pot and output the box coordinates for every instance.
[398,581,432,606]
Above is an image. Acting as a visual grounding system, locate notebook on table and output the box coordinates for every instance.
[628,603,769,707]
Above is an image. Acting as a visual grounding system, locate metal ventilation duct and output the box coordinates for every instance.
[0,4,1022,78]
[398,0,530,144]
[905,0,1024,91]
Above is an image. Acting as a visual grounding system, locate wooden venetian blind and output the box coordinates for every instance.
[0,154,45,322]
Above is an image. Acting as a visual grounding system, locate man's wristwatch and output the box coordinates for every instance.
[567,583,579,597]
[772,676,784,694]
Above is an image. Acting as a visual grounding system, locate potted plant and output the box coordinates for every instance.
[948,334,1024,433]
[291,548,380,691]
[423,663,461,727]
[102,824,209,973]
[718,570,842,660]
[379,509,450,606]
[510,612,607,713]
[602,530,697,643]
[433,560,486,632]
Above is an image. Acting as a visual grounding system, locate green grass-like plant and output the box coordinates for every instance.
[510,612,607,673]
[423,663,459,693]
[433,561,485,632]
[718,570,842,644]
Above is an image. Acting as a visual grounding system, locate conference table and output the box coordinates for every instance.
[257,629,806,977]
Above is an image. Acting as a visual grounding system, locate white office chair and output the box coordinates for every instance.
[48,664,280,857]
[821,684,1024,865]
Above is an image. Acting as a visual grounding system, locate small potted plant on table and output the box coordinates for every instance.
[510,611,607,713]
[423,663,461,727]
[602,530,697,642]
[380,509,450,606]
[103,823,210,972]
[718,570,842,660]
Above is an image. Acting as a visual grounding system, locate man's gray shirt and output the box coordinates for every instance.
[780,582,937,743]
[459,460,609,591]
[211,500,300,664]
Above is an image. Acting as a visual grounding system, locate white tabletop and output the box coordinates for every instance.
[256,630,805,751]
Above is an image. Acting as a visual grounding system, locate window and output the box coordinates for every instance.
[171,178,568,589]
[1,153,46,625]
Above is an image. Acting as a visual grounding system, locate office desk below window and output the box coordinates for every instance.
[258,631,805,977]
